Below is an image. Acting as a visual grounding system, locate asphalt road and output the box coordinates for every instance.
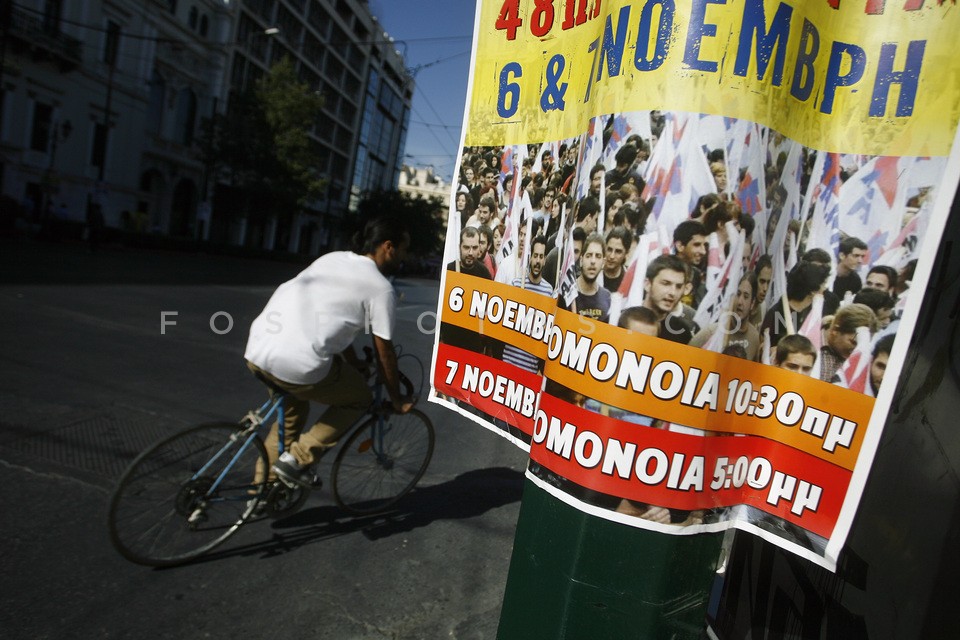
[0,239,528,639]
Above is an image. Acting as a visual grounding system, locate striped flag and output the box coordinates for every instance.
[694,225,745,329]
[444,207,463,271]
[601,113,642,168]
[874,198,930,269]
[575,117,603,202]
[763,142,802,308]
[835,327,874,394]
[558,225,581,306]
[798,293,825,379]
[624,230,665,308]
[642,112,716,232]
[804,151,843,256]
[498,147,514,192]
[735,137,766,217]
[839,155,912,266]
[496,146,524,267]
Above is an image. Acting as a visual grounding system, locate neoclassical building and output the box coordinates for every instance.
[0,0,412,253]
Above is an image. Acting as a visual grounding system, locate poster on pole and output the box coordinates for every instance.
[429,0,960,570]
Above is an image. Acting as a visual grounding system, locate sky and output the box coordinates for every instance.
[366,0,477,184]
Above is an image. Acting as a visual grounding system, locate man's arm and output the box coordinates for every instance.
[373,334,414,414]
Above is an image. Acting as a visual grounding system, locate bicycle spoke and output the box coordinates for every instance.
[332,409,434,515]
[108,423,268,566]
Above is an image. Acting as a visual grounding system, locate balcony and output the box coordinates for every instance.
[5,6,83,72]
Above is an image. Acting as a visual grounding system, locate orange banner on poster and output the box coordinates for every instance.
[439,270,874,470]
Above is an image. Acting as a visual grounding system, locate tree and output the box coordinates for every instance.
[198,58,325,219]
[352,189,445,257]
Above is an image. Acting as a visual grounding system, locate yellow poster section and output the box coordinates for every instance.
[442,271,873,470]
[467,0,960,157]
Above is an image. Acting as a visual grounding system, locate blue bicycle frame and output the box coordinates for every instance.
[189,393,288,503]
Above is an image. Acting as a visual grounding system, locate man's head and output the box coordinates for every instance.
[710,161,727,192]
[571,226,587,263]
[579,233,605,284]
[542,188,556,214]
[871,334,895,394]
[786,262,830,302]
[865,265,897,294]
[617,306,660,336]
[476,224,493,258]
[541,150,554,174]
[528,235,548,282]
[673,220,708,266]
[801,248,832,268]
[604,226,632,275]
[732,274,757,321]
[776,334,817,376]
[754,255,773,304]
[693,193,722,221]
[838,236,868,274]
[482,168,497,188]
[476,196,496,225]
[458,226,482,269]
[853,288,894,328]
[826,303,878,359]
[614,144,639,170]
[354,216,410,274]
[575,196,601,233]
[589,163,605,196]
[644,255,688,318]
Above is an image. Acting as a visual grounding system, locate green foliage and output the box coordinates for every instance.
[197,57,325,214]
[352,189,445,257]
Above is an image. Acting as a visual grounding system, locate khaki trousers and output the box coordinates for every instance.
[247,358,371,479]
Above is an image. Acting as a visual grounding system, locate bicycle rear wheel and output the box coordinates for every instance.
[332,409,435,515]
[107,422,268,567]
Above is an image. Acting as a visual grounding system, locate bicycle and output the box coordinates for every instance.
[107,348,435,567]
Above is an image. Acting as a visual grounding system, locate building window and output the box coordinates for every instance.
[175,88,197,146]
[30,102,53,152]
[91,122,107,169]
[188,7,198,30]
[199,15,209,37]
[146,70,165,135]
[42,0,62,33]
[167,0,178,14]
[104,20,120,66]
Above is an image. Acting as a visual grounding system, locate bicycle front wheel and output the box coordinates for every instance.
[107,422,268,567]
[332,409,435,515]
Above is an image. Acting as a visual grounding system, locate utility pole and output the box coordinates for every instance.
[497,485,725,639]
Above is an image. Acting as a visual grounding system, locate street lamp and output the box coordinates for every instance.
[240,26,280,89]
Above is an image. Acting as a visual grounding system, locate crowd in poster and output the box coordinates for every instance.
[430,0,960,569]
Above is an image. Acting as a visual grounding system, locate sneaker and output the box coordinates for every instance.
[271,452,322,489]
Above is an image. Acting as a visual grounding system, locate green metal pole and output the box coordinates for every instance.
[498,479,724,639]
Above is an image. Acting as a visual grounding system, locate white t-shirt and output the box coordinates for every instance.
[244,251,395,384]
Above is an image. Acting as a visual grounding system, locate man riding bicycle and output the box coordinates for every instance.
[244,216,414,488]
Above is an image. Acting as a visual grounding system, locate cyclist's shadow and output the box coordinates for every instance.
[194,466,525,565]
